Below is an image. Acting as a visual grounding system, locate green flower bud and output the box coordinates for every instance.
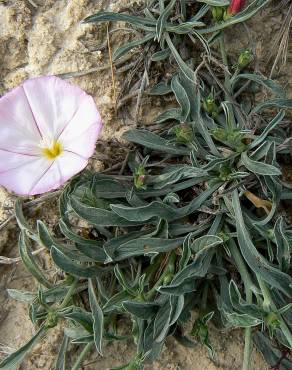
[203,95,219,118]
[45,311,59,329]
[134,165,146,190]
[238,50,253,69]
[173,124,193,143]
[211,6,224,21]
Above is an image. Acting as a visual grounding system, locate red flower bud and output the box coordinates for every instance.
[227,0,246,15]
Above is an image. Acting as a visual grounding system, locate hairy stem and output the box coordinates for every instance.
[59,278,79,309]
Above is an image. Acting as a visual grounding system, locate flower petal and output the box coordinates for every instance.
[58,93,102,158]
[0,84,43,154]
[29,152,88,195]
[21,76,92,139]
[0,150,50,195]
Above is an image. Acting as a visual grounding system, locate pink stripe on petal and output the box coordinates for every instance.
[29,152,88,195]
[0,150,50,195]
[62,122,101,158]
[22,76,91,139]
[58,94,102,143]
[0,85,43,141]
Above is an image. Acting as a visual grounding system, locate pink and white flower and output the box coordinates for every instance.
[0,76,102,196]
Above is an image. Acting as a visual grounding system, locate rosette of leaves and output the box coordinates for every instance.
[1,68,291,370]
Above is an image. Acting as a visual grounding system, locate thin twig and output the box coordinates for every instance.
[107,23,117,113]
[0,247,46,265]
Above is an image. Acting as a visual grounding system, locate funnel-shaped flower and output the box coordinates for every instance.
[0,76,102,195]
[227,0,246,15]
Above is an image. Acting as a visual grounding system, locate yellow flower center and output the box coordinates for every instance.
[42,141,63,160]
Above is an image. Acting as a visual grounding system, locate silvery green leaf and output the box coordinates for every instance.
[241,152,281,176]
[51,246,106,278]
[148,165,208,189]
[149,81,172,95]
[252,98,292,113]
[14,199,34,234]
[190,235,223,253]
[103,290,131,313]
[123,301,159,319]
[197,0,229,5]
[54,334,68,370]
[0,325,45,370]
[153,299,171,342]
[19,231,52,289]
[83,11,156,29]
[232,190,292,296]
[232,74,286,98]
[154,108,182,123]
[165,33,195,82]
[151,48,171,62]
[7,289,35,303]
[114,265,136,295]
[123,129,190,155]
[171,75,191,122]
[274,217,290,272]
[88,279,104,355]
[111,237,184,261]
[61,306,93,332]
[249,111,285,149]
[38,221,95,263]
[156,0,176,42]
[113,33,154,61]
[70,195,141,227]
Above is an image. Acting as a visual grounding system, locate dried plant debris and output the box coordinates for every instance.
[1,1,292,370]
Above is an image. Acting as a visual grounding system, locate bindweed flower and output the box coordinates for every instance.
[227,0,246,15]
[0,76,102,195]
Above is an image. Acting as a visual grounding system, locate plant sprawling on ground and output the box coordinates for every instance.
[1,1,292,369]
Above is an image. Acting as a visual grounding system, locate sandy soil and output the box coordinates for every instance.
[0,0,290,369]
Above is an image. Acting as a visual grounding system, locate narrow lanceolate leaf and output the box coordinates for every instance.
[19,231,52,288]
[54,334,69,370]
[70,195,141,227]
[165,33,195,82]
[7,289,35,303]
[232,74,286,98]
[190,235,223,253]
[123,129,190,155]
[0,325,45,370]
[14,199,34,234]
[251,98,292,113]
[88,279,104,355]
[51,246,105,278]
[249,111,285,149]
[171,75,191,122]
[149,81,172,96]
[83,11,156,29]
[123,301,160,319]
[156,0,176,42]
[241,152,281,176]
[113,33,154,61]
[232,190,292,296]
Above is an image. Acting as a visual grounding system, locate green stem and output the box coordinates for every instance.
[71,342,93,370]
[59,278,79,309]
[256,275,292,348]
[228,239,253,370]
[145,252,176,300]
